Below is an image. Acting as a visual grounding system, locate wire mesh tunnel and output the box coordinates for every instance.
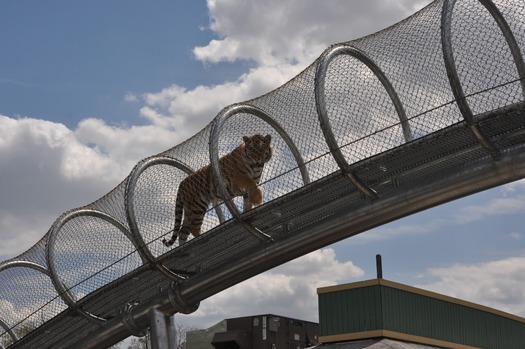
[2,0,525,348]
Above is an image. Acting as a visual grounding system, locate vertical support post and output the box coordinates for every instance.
[376,254,383,279]
[149,309,177,349]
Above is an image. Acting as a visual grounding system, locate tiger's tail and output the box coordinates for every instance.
[163,189,184,247]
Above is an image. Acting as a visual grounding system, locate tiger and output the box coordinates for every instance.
[162,134,273,247]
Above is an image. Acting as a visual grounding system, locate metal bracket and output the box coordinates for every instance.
[121,302,148,337]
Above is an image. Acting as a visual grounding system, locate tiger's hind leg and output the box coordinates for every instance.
[164,187,184,247]
[179,208,207,244]
[164,225,194,246]
[177,226,191,245]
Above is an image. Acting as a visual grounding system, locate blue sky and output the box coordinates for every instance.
[0,1,238,126]
[1,0,525,339]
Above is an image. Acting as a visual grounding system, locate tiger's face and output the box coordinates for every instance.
[243,134,272,164]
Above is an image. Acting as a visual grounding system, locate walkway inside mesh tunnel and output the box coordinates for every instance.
[2,0,525,348]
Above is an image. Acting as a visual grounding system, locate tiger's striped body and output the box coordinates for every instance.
[162,134,272,247]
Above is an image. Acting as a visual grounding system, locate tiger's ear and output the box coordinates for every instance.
[265,134,271,142]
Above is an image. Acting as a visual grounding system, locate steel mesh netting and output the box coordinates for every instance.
[0,267,66,348]
[2,0,525,347]
[451,1,522,113]
[129,162,195,257]
[49,215,143,301]
[352,0,460,137]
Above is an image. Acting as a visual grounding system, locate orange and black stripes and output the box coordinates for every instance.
[163,134,272,247]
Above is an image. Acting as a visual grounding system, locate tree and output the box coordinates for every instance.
[127,334,149,349]
[123,319,200,349]
[175,319,200,349]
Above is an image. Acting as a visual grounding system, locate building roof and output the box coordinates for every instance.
[314,338,444,349]
[317,278,525,349]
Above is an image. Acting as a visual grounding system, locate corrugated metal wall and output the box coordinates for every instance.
[319,285,382,335]
[318,280,525,349]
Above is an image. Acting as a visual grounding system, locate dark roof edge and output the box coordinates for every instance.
[318,329,480,349]
[317,278,525,324]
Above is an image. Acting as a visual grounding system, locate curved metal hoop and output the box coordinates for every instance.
[441,0,525,158]
[46,208,141,324]
[0,260,50,276]
[0,316,17,344]
[0,261,52,344]
[209,103,311,242]
[314,44,411,199]
[125,156,216,282]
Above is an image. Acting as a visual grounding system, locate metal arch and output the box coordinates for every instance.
[0,260,50,276]
[209,103,311,242]
[46,208,141,324]
[124,155,218,282]
[441,0,525,158]
[0,316,17,345]
[0,261,51,344]
[324,44,412,142]
[212,104,310,185]
[315,44,411,199]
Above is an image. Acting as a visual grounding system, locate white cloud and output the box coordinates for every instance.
[0,115,120,183]
[506,231,522,240]
[353,218,441,243]
[124,92,139,103]
[0,212,49,258]
[501,178,525,196]
[197,0,431,66]
[1,1,437,263]
[74,118,178,168]
[418,256,525,317]
[186,248,364,327]
[0,299,29,325]
[0,115,180,260]
[452,181,525,224]
[136,63,305,138]
[350,179,525,244]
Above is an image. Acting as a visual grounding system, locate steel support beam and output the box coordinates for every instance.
[179,147,525,305]
[67,283,197,349]
[67,144,525,349]
[150,309,177,349]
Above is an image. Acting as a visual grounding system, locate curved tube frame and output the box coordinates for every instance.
[0,261,51,344]
[314,44,412,199]
[209,103,311,242]
[0,316,17,345]
[441,0,525,158]
[46,208,142,324]
[0,260,50,276]
[125,156,222,282]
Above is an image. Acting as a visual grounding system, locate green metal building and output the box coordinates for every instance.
[317,279,525,349]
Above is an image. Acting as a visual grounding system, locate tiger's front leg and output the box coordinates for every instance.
[242,186,263,212]
[233,174,262,213]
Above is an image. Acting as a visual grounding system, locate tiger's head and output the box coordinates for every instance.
[243,134,272,165]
